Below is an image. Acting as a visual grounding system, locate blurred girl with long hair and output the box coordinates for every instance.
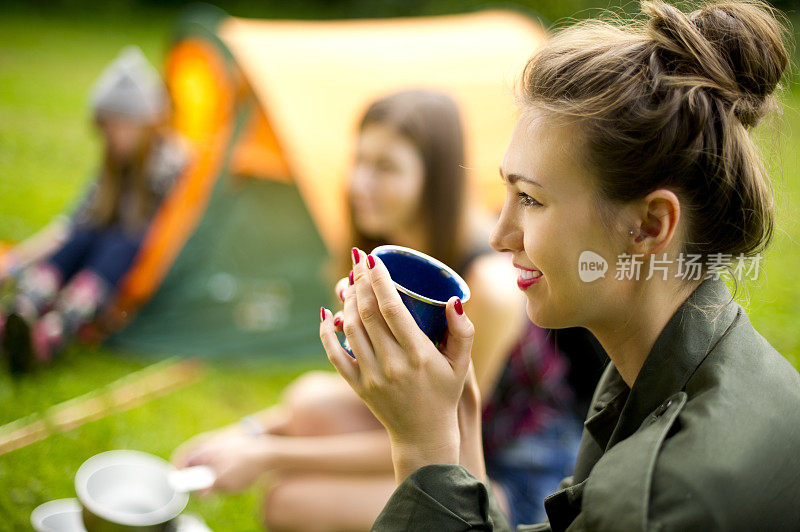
[0,46,188,372]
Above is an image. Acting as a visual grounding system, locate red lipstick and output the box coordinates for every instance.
[514,263,543,290]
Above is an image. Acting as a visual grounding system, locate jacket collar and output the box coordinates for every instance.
[585,277,740,450]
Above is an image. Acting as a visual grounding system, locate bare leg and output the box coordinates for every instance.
[261,472,397,532]
[256,372,393,531]
[269,370,382,437]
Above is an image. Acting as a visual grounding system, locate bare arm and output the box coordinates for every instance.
[263,429,394,474]
[172,422,394,492]
[1,216,71,275]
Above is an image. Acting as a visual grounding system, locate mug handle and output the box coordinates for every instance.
[168,465,216,493]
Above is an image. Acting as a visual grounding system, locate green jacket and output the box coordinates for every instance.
[372,278,800,531]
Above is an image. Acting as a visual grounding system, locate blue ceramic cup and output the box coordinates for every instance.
[341,245,471,357]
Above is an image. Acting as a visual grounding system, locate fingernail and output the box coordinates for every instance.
[334,316,342,328]
[349,270,354,286]
[320,307,326,322]
[351,248,360,265]
[454,298,463,315]
[338,288,345,302]
[367,254,375,269]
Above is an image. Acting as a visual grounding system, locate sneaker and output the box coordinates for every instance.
[2,312,37,374]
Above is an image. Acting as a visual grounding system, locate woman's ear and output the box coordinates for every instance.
[631,189,682,255]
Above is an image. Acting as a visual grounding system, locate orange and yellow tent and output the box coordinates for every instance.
[15,7,550,359]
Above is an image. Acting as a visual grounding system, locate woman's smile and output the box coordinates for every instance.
[514,262,543,290]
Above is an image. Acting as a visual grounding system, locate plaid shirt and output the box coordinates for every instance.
[481,321,577,457]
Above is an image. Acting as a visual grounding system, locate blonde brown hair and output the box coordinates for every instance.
[347,89,467,271]
[89,121,165,230]
[520,1,789,270]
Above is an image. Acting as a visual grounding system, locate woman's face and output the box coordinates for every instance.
[96,114,149,162]
[348,123,425,239]
[490,108,632,330]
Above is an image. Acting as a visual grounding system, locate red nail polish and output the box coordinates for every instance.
[320,307,325,322]
[334,316,342,328]
[338,288,345,302]
[351,248,360,265]
[367,254,375,269]
[349,270,354,286]
[454,298,463,315]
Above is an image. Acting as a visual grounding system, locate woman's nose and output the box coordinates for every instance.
[490,203,523,254]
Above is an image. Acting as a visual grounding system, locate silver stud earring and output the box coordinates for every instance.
[628,229,635,236]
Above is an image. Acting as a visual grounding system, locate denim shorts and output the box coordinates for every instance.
[47,224,143,287]
[485,415,583,527]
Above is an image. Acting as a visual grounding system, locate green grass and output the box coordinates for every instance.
[1,9,800,531]
[0,349,324,530]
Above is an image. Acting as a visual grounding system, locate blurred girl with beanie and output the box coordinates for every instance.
[0,46,189,372]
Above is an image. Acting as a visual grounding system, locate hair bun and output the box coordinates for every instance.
[644,1,789,127]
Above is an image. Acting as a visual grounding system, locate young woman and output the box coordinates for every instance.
[173,90,603,529]
[0,46,187,372]
[320,1,800,529]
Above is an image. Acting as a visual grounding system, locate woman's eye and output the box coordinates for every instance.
[517,192,542,207]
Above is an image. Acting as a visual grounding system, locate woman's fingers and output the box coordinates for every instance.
[441,296,474,377]
[352,249,395,356]
[183,447,211,468]
[333,310,344,332]
[171,442,192,468]
[341,269,378,370]
[335,275,349,305]
[171,432,214,468]
[171,449,190,469]
[365,253,423,352]
[319,307,359,385]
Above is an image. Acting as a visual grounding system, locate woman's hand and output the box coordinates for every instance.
[171,428,274,493]
[319,248,475,484]
[171,423,244,469]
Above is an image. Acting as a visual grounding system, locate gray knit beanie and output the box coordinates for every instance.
[90,45,169,122]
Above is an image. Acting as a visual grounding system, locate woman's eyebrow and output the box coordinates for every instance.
[499,167,543,188]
